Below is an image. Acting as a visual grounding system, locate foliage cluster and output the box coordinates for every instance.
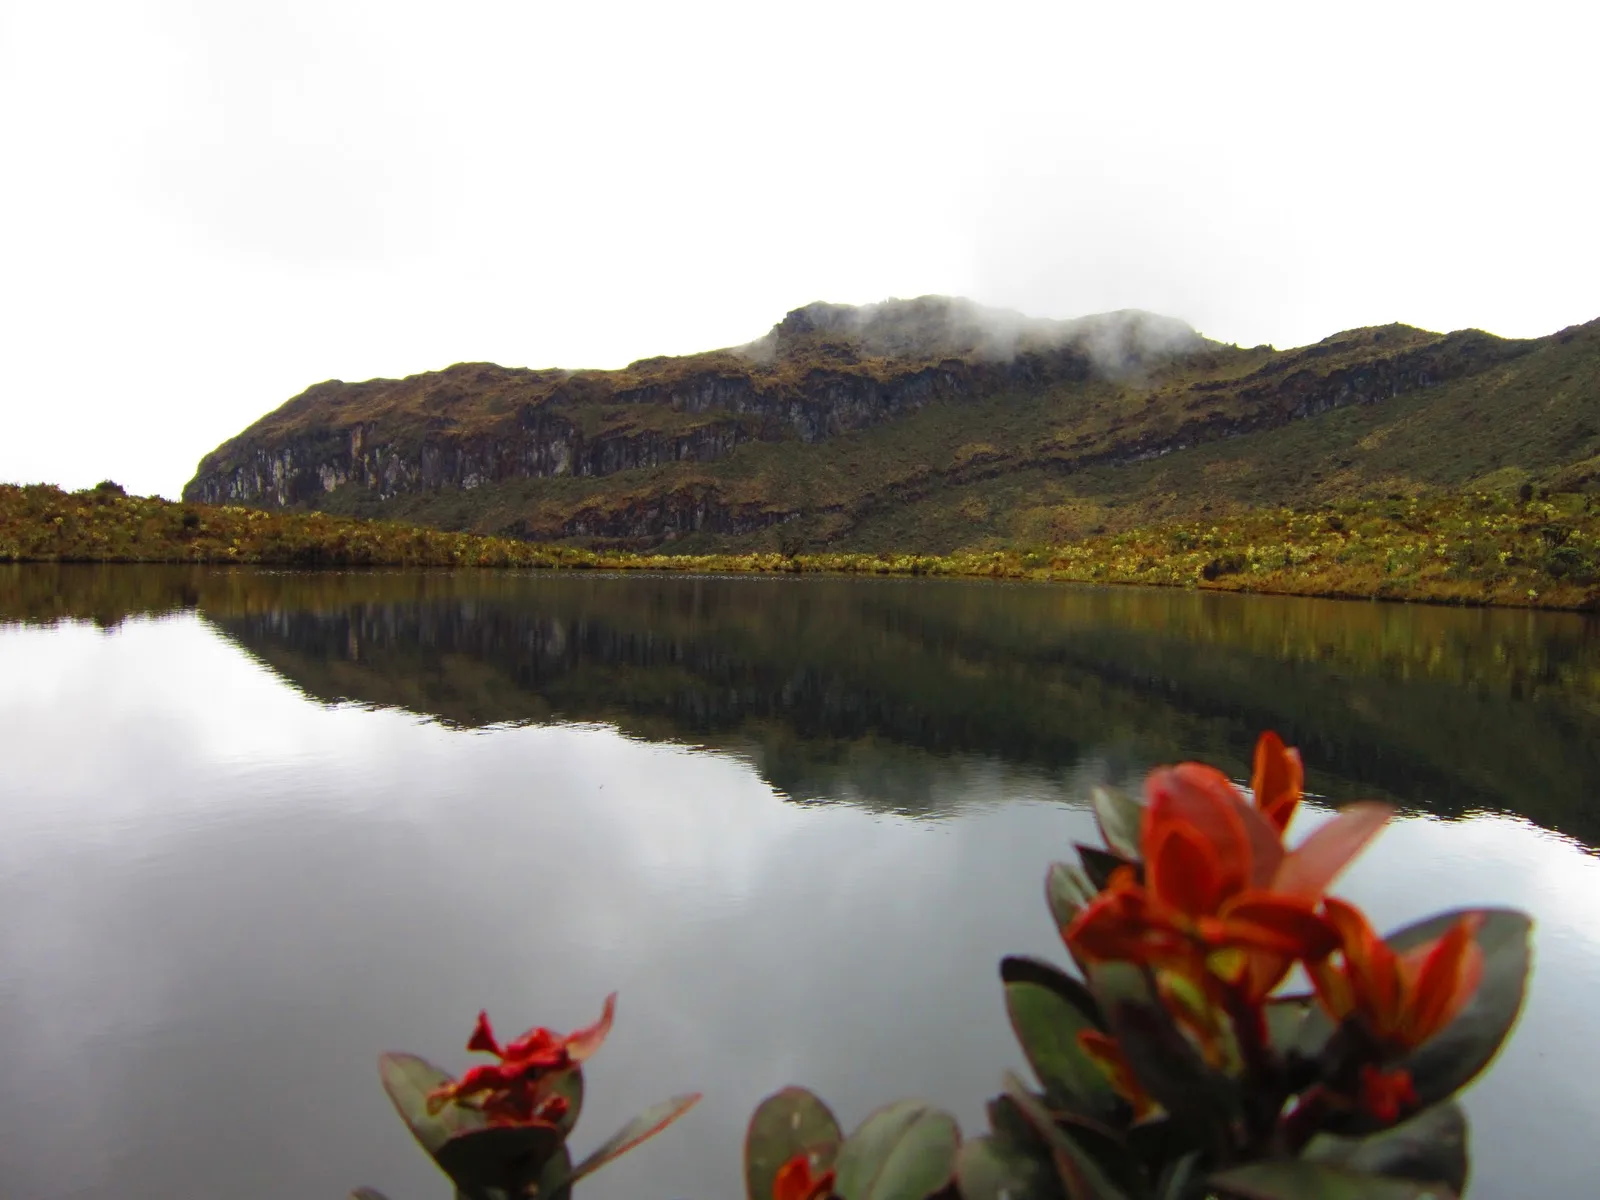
[357,734,1530,1200]
[0,482,593,569]
[9,482,1600,610]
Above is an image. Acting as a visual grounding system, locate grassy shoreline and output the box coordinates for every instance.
[5,481,1600,611]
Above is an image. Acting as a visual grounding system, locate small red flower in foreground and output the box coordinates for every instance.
[1311,899,1484,1054]
[1067,733,1392,1000]
[773,1151,836,1200]
[426,993,618,1123]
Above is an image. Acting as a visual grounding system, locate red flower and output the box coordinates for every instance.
[1358,1065,1418,1124]
[773,1152,836,1200]
[1311,899,1484,1054]
[1067,736,1391,1000]
[426,993,617,1123]
[1250,730,1303,834]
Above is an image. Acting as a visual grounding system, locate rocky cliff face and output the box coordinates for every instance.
[182,296,1548,547]
[187,352,1093,509]
[181,298,1185,512]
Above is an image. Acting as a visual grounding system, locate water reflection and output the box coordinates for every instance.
[5,563,1600,838]
[2,567,1599,1200]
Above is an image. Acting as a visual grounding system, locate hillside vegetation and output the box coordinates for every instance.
[8,480,1600,610]
[181,296,1600,552]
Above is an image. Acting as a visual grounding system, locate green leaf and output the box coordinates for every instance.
[1075,845,1135,892]
[1124,1117,1194,1173]
[1088,964,1239,1150]
[378,1052,487,1159]
[1000,1074,1132,1200]
[1046,864,1101,974]
[1209,1160,1459,1199]
[985,1092,1049,1150]
[564,1093,702,1185]
[1304,1101,1468,1195]
[1090,786,1144,861]
[1262,995,1315,1058]
[955,1134,1065,1200]
[1155,1152,1202,1200]
[545,1068,584,1139]
[1001,955,1103,1025]
[534,1143,573,1200]
[989,1091,1140,1195]
[1391,908,1532,1112]
[435,1124,565,1199]
[1003,976,1120,1123]
[1046,862,1098,933]
[832,1099,961,1200]
[745,1086,843,1200]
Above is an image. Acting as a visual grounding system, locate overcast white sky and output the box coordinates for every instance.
[2,0,1596,499]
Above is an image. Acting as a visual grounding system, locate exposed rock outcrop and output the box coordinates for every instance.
[182,296,1549,547]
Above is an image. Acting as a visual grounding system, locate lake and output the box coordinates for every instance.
[2,564,1598,1199]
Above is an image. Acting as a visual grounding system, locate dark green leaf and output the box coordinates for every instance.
[833,1099,961,1200]
[1124,1117,1194,1173]
[1001,956,1103,1025]
[1090,786,1145,861]
[565,1093,702,1185]
[1076,846,1136,892]
[1209,1160,1458,1199]
[378,1052,487,1159]
[1004,978,1120,1122]
[1392,909,1531,1113]
[1001,1074,1132,1200]
[1088,964,1239,1150]
[989,1090,1141,1193]
[985,1092,1051,1150]
[435,1124,564,1199]
[1155,1152,1202,1200]
[1046,862,1098,934]
[546,1068,583,1138]
[745,1086,843,1200]
[534,1143,573,1200]
[955,1134,1065,1200]
[1304,1101,1468,1194]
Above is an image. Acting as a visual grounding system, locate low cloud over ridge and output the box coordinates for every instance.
[736,295,1211,378]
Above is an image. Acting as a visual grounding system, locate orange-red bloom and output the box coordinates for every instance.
[1311,899,1484,1055]
[773,1152,836,1200]
[426,993,617,1124]
[1358,1065,1418,1124]
[1251,730,1303,835]
[1067,735,1392,1000]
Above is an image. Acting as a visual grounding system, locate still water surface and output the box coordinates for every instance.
[2,565,1599,1199]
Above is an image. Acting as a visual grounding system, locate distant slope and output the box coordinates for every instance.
[183,296,1599,550]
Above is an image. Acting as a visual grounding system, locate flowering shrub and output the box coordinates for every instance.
[357,733,1530,1200]
[358,998,700,1200]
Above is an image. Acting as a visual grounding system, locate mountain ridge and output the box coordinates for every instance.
[182,295,1597,550]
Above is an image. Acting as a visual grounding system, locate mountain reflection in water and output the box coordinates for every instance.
[5,562,1600,843]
